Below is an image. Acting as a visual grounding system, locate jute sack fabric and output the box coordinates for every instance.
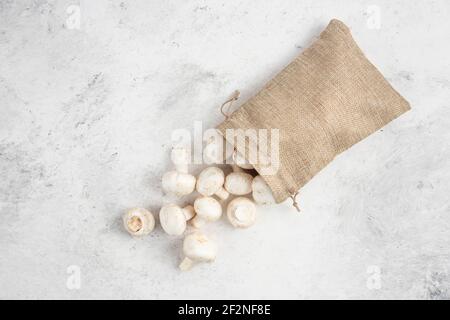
[217,19,410,204]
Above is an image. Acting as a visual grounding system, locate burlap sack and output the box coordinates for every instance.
[217,19,410,204]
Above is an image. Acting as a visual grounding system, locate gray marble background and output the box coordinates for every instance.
[1,0,449,299]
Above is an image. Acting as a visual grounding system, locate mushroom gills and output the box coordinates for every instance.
[123,208,155,236]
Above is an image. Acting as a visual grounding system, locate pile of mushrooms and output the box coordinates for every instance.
[122,139,276,271]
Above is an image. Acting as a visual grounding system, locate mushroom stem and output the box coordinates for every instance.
[215,187,229,200]
[191,216,206,229]
[174,163,188,174]
[231,164,243,172]
[182,205,195,221]
[179,257,194,271]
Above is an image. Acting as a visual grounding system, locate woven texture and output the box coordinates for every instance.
[217,19,410,203]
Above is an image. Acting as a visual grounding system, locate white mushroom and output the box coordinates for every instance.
[227,197,257,228]
[123,208,155,236]
[196,167,229,200]
[224,165,253,195]
[232,149,254,170]
[179,231,217,271]
[162,171,196,196]
[159,204,195,236]
[191,196,222,228]
[162,147,196,197]
[252,175,276,205]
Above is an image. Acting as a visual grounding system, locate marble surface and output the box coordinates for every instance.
[1,0,449,299]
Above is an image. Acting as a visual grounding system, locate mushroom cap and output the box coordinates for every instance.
[224,172,253,195]
[227,197,257,228]
[194,196,222,221]
[232,150,254,170]
[162,170,196,196]
[123,208,155,236]
[183,231,217,262]
[159,204,187,236]
[196,167,225,196]
[252,175,276,205]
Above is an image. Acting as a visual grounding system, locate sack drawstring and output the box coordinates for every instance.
[220,90,240,119]
[290,191,301,212]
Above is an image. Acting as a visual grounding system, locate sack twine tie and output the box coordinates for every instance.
[220,90,240,119]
